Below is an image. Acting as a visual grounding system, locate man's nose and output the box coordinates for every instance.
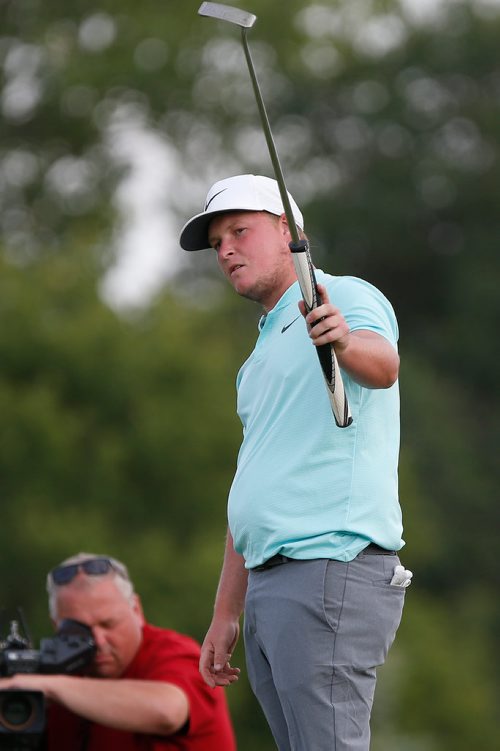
[92,627,107,649]
[217,237,235,260]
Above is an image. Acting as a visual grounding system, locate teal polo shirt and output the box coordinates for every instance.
[227,271,403,569]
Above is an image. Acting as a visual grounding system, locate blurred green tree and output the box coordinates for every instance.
[1,1,499,749]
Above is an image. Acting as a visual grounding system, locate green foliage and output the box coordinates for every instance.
[1,1,499,749]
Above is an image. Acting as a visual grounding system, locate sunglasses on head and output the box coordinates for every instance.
[50,557,125,586]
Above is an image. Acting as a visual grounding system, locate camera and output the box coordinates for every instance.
[0,616,95,749]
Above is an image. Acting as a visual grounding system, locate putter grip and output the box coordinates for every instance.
[290,241,353,428]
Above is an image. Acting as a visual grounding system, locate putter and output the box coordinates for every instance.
[198,2,352,428]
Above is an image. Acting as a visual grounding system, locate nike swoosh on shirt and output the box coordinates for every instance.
[281,315,301,333]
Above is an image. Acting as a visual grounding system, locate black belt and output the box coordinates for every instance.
[361,543,397,556]
[251,544,396,572]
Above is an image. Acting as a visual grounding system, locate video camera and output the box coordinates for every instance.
[0,614,95,749]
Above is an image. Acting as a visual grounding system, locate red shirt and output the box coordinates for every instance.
[47,623,236,751]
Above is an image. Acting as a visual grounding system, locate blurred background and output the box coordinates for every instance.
[1,0,499,748]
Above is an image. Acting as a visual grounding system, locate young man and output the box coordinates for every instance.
[180,174,410,751]
[0,552,236,750]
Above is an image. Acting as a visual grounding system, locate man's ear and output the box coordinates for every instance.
[278,212,292,239]
[132,594,145,623]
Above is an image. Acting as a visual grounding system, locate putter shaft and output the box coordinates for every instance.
[198,2,352,428]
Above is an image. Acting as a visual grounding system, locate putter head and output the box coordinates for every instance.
[198,2,257,29]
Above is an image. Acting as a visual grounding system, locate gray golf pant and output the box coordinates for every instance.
[244,553,406,750]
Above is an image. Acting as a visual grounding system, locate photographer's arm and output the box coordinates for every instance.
[0,674,189,735]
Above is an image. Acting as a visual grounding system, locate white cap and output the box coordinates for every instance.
[179,174,304,251]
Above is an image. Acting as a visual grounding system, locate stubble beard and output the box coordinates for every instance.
[234,253,294,310]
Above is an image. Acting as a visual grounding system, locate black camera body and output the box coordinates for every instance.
[0,618,96,678]
[0,617,96,749]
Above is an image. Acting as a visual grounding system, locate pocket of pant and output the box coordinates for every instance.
[324,558,405,667]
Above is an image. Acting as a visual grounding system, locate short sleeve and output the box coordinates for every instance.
[326,275,399,347]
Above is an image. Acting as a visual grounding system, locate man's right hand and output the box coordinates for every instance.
[199,618,241,688]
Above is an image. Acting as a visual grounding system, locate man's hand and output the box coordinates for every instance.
[299,283,399,389]
[298,283,350,349]
[199,619,241,689]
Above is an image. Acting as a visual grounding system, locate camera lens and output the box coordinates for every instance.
[0,693,35,730]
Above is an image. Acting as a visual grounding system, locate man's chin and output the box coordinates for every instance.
[234,283,260,303]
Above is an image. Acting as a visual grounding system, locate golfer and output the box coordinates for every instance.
[180,173,409,751]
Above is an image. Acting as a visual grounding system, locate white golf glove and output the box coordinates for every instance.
[390,564,413,587]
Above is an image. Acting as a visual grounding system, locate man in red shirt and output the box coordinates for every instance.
[0,553,236,750]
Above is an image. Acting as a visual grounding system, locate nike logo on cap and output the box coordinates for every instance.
[281,315,301,333]
[205,188,228,212]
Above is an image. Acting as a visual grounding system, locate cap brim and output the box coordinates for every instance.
[180,208,262,251]
[179,173,304,251]
[179,209,227,251]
